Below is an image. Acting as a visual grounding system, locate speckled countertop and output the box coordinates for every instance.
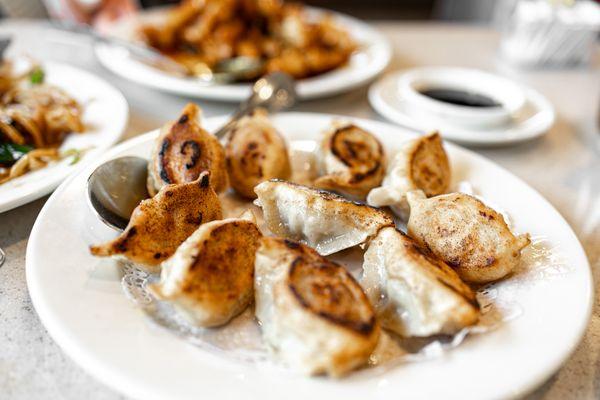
[0,21,598,400]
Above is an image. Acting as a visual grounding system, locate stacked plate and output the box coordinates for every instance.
[369,67,555,146]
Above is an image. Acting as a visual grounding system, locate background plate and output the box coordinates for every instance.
[27,113,591,400]
[369,71,555,146]
[0,61,128,213]
[95,7,391,101]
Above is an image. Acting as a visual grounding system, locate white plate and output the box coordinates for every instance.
[0,61,128,213]
[95,7,391,101]
[27,113,591,400]
[369,71,555,146]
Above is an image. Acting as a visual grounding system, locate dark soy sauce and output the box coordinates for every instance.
[419,88,501,108]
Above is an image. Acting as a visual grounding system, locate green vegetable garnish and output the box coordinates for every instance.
[61,148,81,165]
[29,67,45,85]
[0,142,33,165]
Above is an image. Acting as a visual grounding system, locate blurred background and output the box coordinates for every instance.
[0,0,503,22]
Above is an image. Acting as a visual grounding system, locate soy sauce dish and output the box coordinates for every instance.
[398,67,526,128]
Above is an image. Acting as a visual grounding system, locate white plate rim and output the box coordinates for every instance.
[0,61,129,213]
[368,70,556,146]
[26,112,592,400]
[94,7,392,101]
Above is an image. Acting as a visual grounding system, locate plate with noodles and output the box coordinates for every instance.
[0,60,128,213]
[94,0,392,101]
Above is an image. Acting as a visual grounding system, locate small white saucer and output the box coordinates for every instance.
[398,67,526,129]
[369,70,555,146]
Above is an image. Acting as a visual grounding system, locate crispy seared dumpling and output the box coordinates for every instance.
[406,191,531,283]
[254,180,393,255]
[362,227,479,337]
[314,122,385,199]
[147,103,228,196]
[148,211,261,327]
[225,109,291,199]
[367,132,450,218]
[255,237,379,376]
[90,172,223,273]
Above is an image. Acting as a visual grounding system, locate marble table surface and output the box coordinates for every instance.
[0,20,598,400]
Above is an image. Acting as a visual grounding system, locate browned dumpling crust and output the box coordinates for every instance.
[362,227,479,337]
[314,123,385,200]
[406,191,531,283]
[148,211,262,327]
[147,103,228,196]
[90,172,223,273]
[367,132,451,218]
[408,132,450,197]
[255,237,379,376]
[225,109,291,199]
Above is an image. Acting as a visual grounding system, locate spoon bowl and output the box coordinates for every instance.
[87,156,149,231]
[211,57,265,83]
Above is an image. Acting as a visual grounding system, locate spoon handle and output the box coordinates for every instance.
[213,98,259,139]
[50,21,189,77]
[213,72,296,139]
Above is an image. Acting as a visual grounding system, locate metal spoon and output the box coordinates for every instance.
[50,20,189,77]
[87,156,149,231]
[213,72,296,138]
[87,72,296,231]
[196,57,265,84]
[50,21,264,83]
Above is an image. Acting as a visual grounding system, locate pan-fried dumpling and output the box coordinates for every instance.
[367,132,450,218]
[90,172,223,273]
[254,180,393,255]
[362,227,479,337]
[225,109,291,199]
[147,103,228,196]
[406,190,530,283]
[148,211,261,327]
[314,122,385,199]
[255,237,379,376]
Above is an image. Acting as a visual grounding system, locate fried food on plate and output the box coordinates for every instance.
[139,0,356,80]
[254,180,393,255]
[406,190,530,283]
[367,132,450,218]
[225,109,291,199]
[362,227,479,337]
[255,237,379,376]
[148,210,261,327]
[314,122,385,200]
[147,103,228,196]
[0,63,85,184]
[90,172,223,273]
